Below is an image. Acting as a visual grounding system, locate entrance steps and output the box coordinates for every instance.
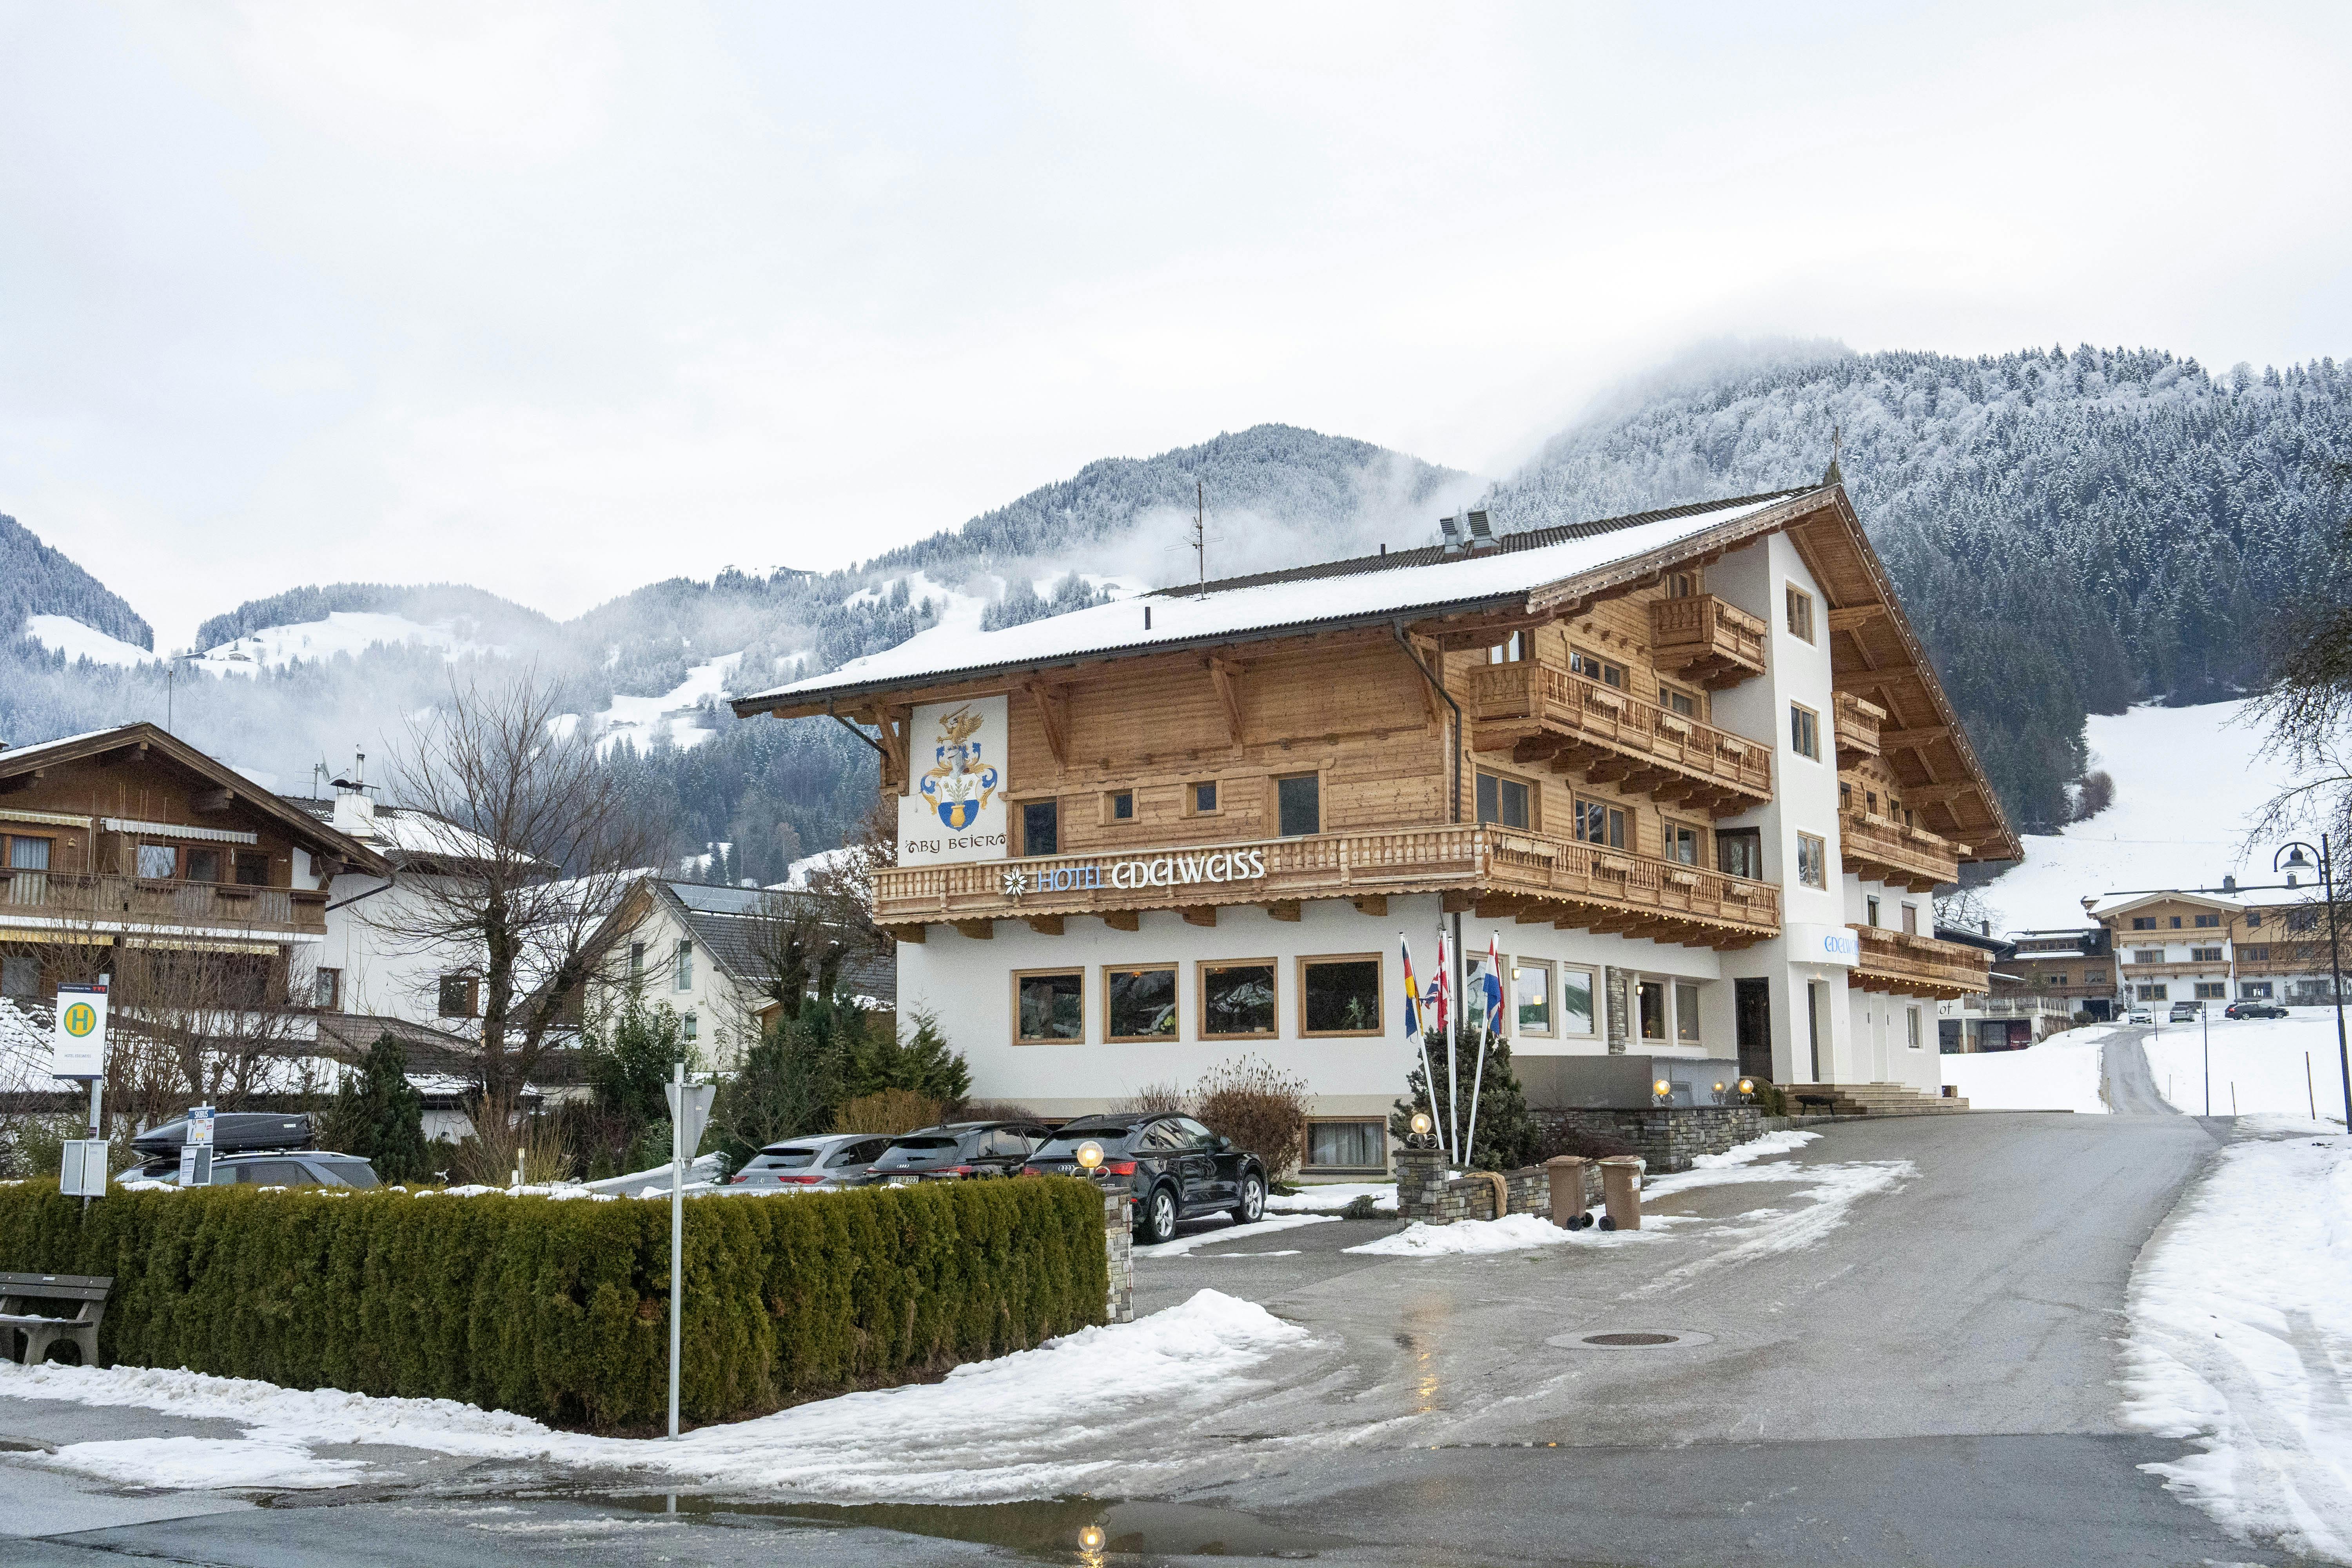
[1788,1081,1971,1116]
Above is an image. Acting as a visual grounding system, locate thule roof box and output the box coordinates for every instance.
[130,1112,316,1161]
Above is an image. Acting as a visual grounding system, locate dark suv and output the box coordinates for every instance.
[1022,1112,1267,1245]
[2224,1000,2288,1020]
[865,1121,1049,1184]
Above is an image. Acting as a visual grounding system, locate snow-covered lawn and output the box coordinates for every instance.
[1940,1025,2113,1113]
[1267,1181,1395,1214]
[2140,1014,2349,1123]
[1133,1214,1338,1256]
[2121,1120,2352,1560]
[0,1290,1305,1501]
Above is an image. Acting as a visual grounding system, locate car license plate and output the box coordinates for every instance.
[887,1175,918,1187]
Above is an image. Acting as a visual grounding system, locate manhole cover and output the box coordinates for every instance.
[1583,1332,1679,1347]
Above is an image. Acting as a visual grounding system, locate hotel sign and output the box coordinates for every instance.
[898,696,1009,866]
[1004,848,1269,898]
[1788,922,1862,967]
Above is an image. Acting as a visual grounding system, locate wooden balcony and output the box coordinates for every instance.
[1833,690,1886,766]
[0,871,328,942]
[1838,809,1962,891]
[1469,663,1771,818]
[1853,926,1991,999]
[873,825,1782,949]
[1647,594,1768,689]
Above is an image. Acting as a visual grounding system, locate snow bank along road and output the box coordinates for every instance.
[0,1113,2333,1567]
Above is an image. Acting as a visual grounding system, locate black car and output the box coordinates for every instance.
[865,1121,1050,1184]
[2224,1000,2289,1020]
[1022,1112,1267,1245]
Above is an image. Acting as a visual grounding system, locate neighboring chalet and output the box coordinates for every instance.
[0,724,389,1006]
[572,879,897,1065]
[2095,888,2341,1011]
[734,484,2018,1164]
[1935,923,2090,1051]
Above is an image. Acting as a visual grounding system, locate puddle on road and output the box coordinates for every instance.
[548,1488,1346,1560]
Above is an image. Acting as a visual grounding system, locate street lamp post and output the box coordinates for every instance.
[2275,839,2350,1131]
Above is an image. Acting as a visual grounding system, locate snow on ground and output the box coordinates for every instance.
[2140,1013,2350,1123]
[1133,1214,1338,1256]
[194,612,506,675]
[1347,1213,1597,1256]
[22,614,158,666]
[0,1290,1306,1502]
[593,652,742,755]
[1940,1025,2115,1113]
[1686,1129,1820,1168]
[1267,1181,1396,1213]
[1982,700,2305,933]
[2120,1120,2352,1560]
[29,1436,369,1490]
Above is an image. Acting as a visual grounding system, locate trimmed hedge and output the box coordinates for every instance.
[0,1178,1107,1433]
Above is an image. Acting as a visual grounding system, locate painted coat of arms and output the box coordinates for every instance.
[920,704,1000,831]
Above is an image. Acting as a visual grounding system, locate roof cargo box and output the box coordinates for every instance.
[131,1112,315,1161]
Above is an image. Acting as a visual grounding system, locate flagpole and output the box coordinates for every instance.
[1465,935,1494,1164]
[1441,927,1460,1165]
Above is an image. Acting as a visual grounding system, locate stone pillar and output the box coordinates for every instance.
[1103,1187,1132,1325]
[1394,1146,1449,1221]
[1605,966,1633,1055]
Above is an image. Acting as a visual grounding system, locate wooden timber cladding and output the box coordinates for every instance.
[874,823,1781,948]
[1468,662,1771,818]
[1852,926,1991,1000]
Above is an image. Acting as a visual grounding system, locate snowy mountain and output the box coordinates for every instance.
[2,511,152,654]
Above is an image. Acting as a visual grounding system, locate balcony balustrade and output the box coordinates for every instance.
[873,824,1782,949]
[1647,594,1768,689]
[1833,690,1886,766]
[1853,926,1991,998]
[0,870,327,940]
[1469,663,1771,818]
[1838,809,1962,891]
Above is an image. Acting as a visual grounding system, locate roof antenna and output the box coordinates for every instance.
[1192,480,1207,597]
[1823,422,1845,487]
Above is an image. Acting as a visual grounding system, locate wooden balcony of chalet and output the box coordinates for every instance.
[1468,662,1772,818]
[1853,926,1991,1000]
[873,824,1782,950]
[1646,594,1768,689]
[1838,809,1962,891]
[1833,691,1886,766]
[0,870,329,942]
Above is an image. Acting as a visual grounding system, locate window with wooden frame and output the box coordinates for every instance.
[2192,913,2220,928]
[1796,831,1828,889]
[1185,780,1221,817]
[2190,946,2224,963]
[136,842,178,879]
[1665,568,1702,599]
[1104,963,1178,1042]
[1864,895,1881,927]
[4,834,52,876]
[1299,953,1382,1036]
[1303,1118,1387,1172]
[1014,968,1086,1044]
[314,968,342,1010]
[1573,797,1627,849]
[1103,789,1135,824]
[2131,916,2156,930]
[1900,903,1919,935]
[2132,949,2162,965]
[1475,769,1533,830]
[185,846,222,883]
[438,974,479,1018]
[2243,945,2270,962]
[1200,959,1278,1039]
[1487,630,1529,664]
[1512,958,1553,1036]
[1019,799,1060,857]
[1662,819,1703,866]
[1568,646,1626,689]
[1656,680,1701,719]
[1786,584,1815,642]
[234,851,269,886]
[1275,773,1320,837]
[2194,982,2226,1000]
[1716,827,1762,880]
[1790,702,1820,760]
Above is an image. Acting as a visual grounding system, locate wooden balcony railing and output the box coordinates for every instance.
[0,870,327,939]
[1647,594,1768,689]
[1838,809,1961,891]
[1853,926,1991,998]
[1833,690,1886,765]
[873,824,1782,948]
[1469,663,1771,817]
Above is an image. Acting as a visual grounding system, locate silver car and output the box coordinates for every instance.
[725,1133,893,1192]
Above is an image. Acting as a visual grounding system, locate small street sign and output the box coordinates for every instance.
[59,1140,110,1196]
[50,983,108,1080]
[663,1081,715,1160]
[178,1105,216,1188]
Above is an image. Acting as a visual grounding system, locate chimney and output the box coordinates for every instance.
[2221,874,2237,893]
[1981,919,1991,936]
[1465,509,1500,554]
[1437,514,1464,555]
[329,750,376,838]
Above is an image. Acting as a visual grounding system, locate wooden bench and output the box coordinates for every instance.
[0,1273,112,1367]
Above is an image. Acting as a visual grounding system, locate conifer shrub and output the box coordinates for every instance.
[0,1174,1105,1432]
[317,1034,429,1184]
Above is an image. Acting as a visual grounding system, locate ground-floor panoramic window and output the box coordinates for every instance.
[1201,959,1278,1038]
[1300,954,1381,1035]
[1304,1117,1386,1172]
[1513,958,1552,1034]
[1015,967,1084,1042]
[1105,963,1177,1040]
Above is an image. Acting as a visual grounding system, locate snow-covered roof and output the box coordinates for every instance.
[0,726,130,763]
[742,490,1809,706]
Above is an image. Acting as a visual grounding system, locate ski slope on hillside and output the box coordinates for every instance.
[1983,700,2306,934]
[22,614,158,666]
[194,611,506,674]
[592,652,742,755]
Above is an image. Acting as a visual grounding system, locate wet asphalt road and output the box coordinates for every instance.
[2100,1025,2181,1114]
[0,1110,2311,1568]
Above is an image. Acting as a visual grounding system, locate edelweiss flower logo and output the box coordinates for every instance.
[1001,869,1029,899]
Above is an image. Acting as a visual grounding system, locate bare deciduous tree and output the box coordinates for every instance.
[377,673,662,1119]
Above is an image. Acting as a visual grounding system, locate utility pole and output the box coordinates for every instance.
[1192,480,1207,596]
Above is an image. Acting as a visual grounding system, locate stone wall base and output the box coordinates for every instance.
[1103,1189,1133,1324]
[1533,1106,1771,1174]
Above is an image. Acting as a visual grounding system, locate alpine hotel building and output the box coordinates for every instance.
[734,485,2018,1174]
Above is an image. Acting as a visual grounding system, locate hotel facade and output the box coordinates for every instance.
[736,485,2017,1172]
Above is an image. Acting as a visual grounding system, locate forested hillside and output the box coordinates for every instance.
[1489,345,2352,830]
[1,512,151,651]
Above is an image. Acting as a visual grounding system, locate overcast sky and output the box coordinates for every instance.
[4,2,2347,650]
